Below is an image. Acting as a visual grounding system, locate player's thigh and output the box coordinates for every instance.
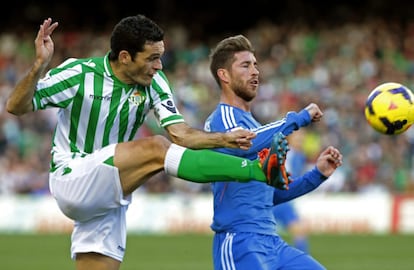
[213,232,275,270]
[278,244,326,270]
[76,252,121,270]
[50,144,126,222]
[72,206,127,268]
[115,135,171,193]
[214,232,324,270]
[279,253,325,270]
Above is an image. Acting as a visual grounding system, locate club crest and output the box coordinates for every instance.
[128,90,146,106]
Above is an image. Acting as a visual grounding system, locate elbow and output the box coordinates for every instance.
[6,101,17,115]
[169,134,187,147]
[166,123,193,148]
[6,101,26,116]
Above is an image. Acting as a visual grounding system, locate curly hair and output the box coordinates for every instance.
[108,14,164,61]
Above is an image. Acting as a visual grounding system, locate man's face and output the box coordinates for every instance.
[121,41,165,86]
[229,51,259,102]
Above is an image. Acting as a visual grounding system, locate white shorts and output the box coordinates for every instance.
[49,144,131,262]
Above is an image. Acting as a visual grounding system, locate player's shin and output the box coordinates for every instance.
[164,144,266,183]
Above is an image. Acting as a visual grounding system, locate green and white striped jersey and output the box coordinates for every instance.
[33,53,184,170]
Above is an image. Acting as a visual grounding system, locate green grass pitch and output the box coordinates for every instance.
[0,233,413,270]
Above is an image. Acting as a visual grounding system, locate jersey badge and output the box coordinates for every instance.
[129,90,146,106]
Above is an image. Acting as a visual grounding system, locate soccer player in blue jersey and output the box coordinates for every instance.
[205,34,343,269]
[6,17,289,270]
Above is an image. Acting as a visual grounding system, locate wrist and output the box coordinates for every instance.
[295,109,312,127]
[313,166,329,181]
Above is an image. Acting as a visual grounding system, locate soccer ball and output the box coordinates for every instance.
[364,82,414,135]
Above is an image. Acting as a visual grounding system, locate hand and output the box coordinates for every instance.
[225,128,256,150]
[35,18,59,69]
[305,103,323,122]
[315,146,343,178]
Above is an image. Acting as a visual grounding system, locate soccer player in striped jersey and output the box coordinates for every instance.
[204,35,343,270]
[7,16,289,270]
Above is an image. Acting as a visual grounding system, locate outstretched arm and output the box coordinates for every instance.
[273,146,343,204]
[166,122,256,150]
[6,18,58,115]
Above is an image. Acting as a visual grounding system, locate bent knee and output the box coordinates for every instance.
[138,135,171,157]
[130,135,172,162]
[149,135,171,153]
[125,135,171,154]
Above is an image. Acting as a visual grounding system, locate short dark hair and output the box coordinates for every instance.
[209,35,255,86]
[108,14,164,61]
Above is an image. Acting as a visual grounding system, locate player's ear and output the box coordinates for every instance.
[217,68,230,84]
[118,50,132,64]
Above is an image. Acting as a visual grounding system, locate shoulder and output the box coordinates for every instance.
[205,104,242,132]
[50,56,104,75]
[150,71,173,94]
[154,70,169,81]
[152,71,170,86]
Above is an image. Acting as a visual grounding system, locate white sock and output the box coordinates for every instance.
[164,143,186,177]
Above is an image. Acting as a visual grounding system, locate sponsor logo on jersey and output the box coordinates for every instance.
[83,59,96,67]
[89,94,112,101]
[161,100,177,113]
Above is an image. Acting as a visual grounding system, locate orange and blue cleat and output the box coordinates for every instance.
[258,132,292,190]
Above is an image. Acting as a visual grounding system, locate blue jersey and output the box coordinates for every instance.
[204,103,328,235]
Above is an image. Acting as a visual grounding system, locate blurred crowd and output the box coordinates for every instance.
[2,15,414,196]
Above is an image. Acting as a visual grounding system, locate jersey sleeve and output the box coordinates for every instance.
[33,58,81,111]
[272,167,328,204]
[150,71,185,127]
[251,109,311,151]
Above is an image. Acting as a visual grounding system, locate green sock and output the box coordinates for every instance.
[164,144,267,183]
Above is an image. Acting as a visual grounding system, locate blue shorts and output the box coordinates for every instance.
[213,232,325,270]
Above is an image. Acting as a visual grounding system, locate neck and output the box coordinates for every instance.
[220,92,251,112]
